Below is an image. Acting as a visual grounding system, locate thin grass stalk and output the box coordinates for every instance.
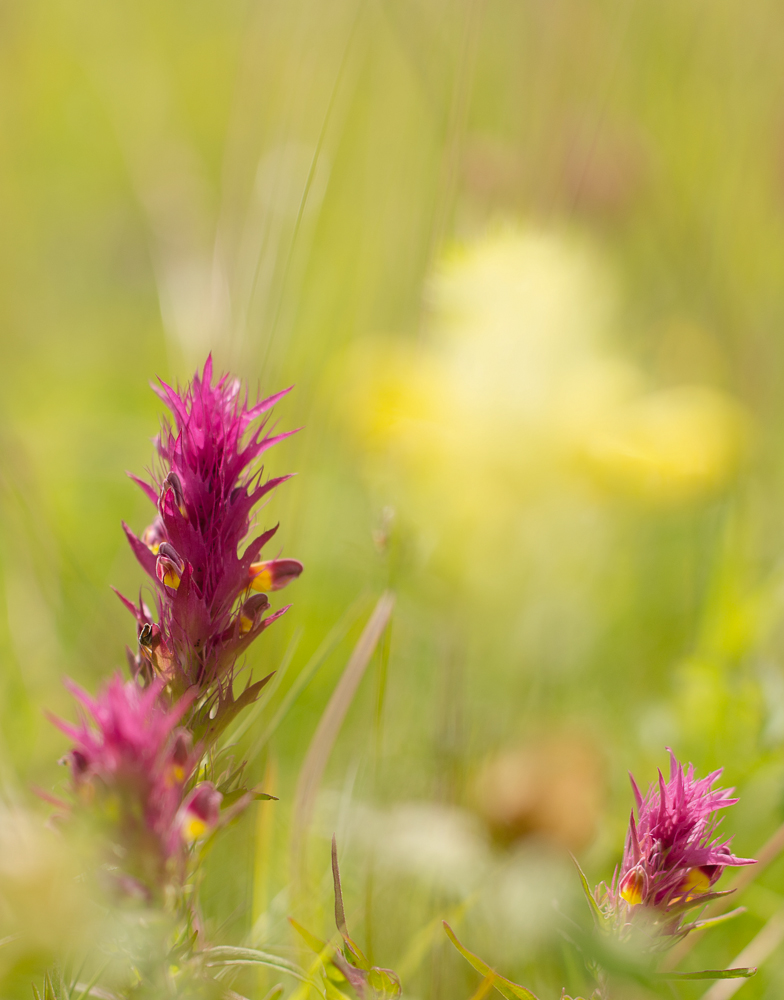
[699,910,784,1000]
[290,591,395,888]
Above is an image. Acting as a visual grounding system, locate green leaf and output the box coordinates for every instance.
[73,961,110,1000]
[202,673,276,743]
[366,966,402,998]
[342,937,371,973]
[666,889,734,915]
[569,855,605,928]
[219,787,277,808]
[201,946,316,987]
[288,917,331,956]
[332,835,348,938]
[443,923,540,1000]
[655,968,756,981]
[323,978,352,1000]
[325,964,348,985]
[687,907,747,933]
[43,972,57,1000]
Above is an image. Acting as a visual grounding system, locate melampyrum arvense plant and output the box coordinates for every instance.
[47,358,305,994]
[447,750,758,999]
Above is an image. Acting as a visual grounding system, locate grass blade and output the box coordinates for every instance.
[689,908,747,933]
[332,835,347,937]
[699,909,784,1000]
[73,962,111,1000]
[469,977,496,1000]
[246,595,368,766]
[443,923,539,1000]
[291,591,395,860]
[659,969,756,981]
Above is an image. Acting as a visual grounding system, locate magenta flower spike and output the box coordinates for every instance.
[50,675,200,894]
[597,750,754,941]
[119,357,303,738]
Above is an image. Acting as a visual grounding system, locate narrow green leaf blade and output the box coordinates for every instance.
[367,966,402,998]
[656,968,756,981]
[443,923,539,1000]
[569,854,604,927]
[332,835,348,938]
[288,917,330,956]
[73,961,110,1000]
[202,946,314,986]
[688,907,747,933]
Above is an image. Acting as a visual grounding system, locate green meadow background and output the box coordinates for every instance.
[3,1,784,996]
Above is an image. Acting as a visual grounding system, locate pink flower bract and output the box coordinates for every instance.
[613,750,754,915]
[51,675,199,891]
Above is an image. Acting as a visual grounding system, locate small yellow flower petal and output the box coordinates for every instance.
[182,816,208,842]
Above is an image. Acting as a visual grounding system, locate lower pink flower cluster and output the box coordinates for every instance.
[51,676,221,898]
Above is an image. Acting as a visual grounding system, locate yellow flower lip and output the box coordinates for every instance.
[237,594,270,635]
[679,866,712,899]
[249,566,273,593]
[155,542,185,591]
[248,558,304,593]
[160,567,181,589]
[182,816,208,842]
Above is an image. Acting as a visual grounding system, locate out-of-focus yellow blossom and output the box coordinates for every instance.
[580,385,749,503]
[338,226,750,570]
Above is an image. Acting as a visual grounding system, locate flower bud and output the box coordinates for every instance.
[60,749,90,780]
[166,730,193,786]
[619,865,647,906]
[138,621,162,653]
[162,471,188,519]
[238,593,270,634]
[249,558,303,593]
[141,518,166,554]
[138,622,174,677]
[178,783,222,842]
[156,543,184,590]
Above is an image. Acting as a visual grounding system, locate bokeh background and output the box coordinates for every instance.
[3,0,784,996]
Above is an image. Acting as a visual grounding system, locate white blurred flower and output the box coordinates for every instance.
[317,794,577,964]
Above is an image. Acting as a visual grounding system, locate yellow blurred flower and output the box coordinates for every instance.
[579,385,749,504]
[336,224,750,585]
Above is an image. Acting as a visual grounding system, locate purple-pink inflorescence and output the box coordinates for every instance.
[597,750,754,938]
[50,359,301,899]
[118,356,303,738]
[51,675,220,895]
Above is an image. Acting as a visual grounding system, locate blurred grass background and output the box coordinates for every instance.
[4,0,784,996]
